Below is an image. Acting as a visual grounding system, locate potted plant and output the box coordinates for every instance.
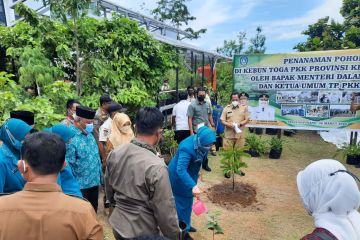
[336,143,360,165]
[284,129,295,136]
[245,134,267,157]
[268,136,285,159]
[158,129,178,164]
[265,128,278,135]
[255,128,263,135]
[219,143,250,189]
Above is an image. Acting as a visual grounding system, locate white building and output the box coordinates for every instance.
[0,0,47,26]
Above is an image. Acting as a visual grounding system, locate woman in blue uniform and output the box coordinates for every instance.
[168,126,216,240]
[0,118,33,193]
[43,124,82,198]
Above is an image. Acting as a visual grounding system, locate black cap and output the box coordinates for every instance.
[108,102,126,114]
[76,106,96,119]
[10,110,35,125]
[239,92,249,98]
[100,94,112,105]
[259,94,269,99]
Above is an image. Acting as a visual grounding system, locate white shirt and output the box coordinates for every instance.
[99,118,112,142]
[252,106,275,121]
[172,100,191,131]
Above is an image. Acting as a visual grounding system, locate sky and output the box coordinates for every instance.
[111,0,344,54]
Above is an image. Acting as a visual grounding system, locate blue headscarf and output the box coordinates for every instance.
[0,118,33,157]
[193,126,216,161]
[43,124,75,143]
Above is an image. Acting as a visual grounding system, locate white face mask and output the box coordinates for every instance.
[120,125,132,134]
[19,160,27,178]
[232,101,239,107]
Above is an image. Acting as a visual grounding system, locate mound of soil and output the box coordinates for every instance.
[207,182,259,210]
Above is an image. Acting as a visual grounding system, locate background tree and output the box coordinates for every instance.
[295,0,360,51]
[152,0,206,39]
[294,17,345,51]
[246,26,266,54]
[18,47,64,96]
[341,0,360,48]
[216,31,246,57]
[36,0,93,96]
[0,3,176,127]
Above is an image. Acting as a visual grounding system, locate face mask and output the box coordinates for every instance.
[199,146,211,153]
[197,96,205,102]
[232,101,239,107]
[85,123,94,133]
[5,125,23,151]
[155,131,163,146]
[22,160,26,173]
[19,160,27,179]
[120,125,132,134]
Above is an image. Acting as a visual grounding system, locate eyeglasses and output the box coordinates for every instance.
[329,169,360,183]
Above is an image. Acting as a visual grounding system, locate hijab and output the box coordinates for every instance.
[43,124,75,143]
[193,126,216,161]
[109,113,134,148]
[0,119,33,157]
[297,159,360,240]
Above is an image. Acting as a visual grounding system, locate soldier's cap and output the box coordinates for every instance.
[10,110,35,125]
[76,106,96,120]
[108,102,127,114]
[239,92,249,99]
[259,94,270,100]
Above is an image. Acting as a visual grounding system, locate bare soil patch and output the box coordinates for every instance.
[207,181,260,211]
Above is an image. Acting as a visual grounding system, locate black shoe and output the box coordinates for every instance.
[239,171,245,176]
[185,233,194,240]
[103,196,110,209]
[210,151,217,156]
[224,172,231,178]
[203,166,212,172]
[189,226,197,232]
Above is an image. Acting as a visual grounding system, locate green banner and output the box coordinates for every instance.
[233,49,360,130]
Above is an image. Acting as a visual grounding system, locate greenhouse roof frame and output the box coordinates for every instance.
[10,0,231,60]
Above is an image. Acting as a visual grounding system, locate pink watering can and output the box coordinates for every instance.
[192,200,208,216]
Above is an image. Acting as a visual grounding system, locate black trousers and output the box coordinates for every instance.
[174,130,191,144]
[202,156,209,168]
[81,186,99,213]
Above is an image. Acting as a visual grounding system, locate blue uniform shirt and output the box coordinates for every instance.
[168,127,216,198]
[0,142,82,197]
[212,103,225,135]
[168,135,202,198]
[0,144,25,193]
[66,126,102,190]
